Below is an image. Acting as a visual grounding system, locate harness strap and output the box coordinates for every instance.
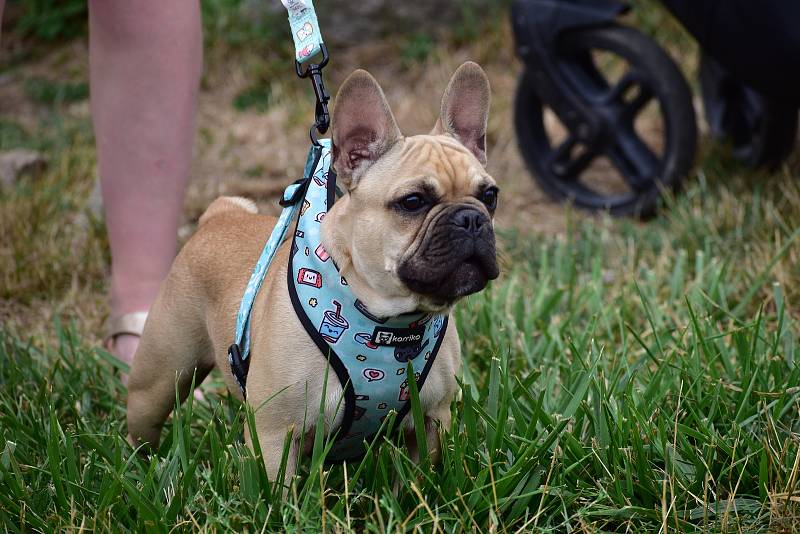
[280,0,324,64]
[228,176,312,397]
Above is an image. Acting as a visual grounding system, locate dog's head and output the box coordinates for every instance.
[321,62,499,317]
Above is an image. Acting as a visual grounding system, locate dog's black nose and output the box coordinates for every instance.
[452,208,486,233]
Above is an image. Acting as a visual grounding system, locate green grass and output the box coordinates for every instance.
[232,83,273,113]
[0,119,34,150]
[7,0,87,42]
[2,161,800,530]
[2,3,800,529]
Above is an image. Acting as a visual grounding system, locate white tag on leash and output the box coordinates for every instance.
[280,0,307,17]
[280,0,323,62]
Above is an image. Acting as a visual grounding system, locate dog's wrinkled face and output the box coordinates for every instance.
[322,62,499,317]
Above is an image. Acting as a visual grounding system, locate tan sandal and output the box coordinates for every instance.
[103,311,149,351]
[104,310,205,399]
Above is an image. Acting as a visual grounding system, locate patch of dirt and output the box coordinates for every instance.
[0,22,678,241]
[183,30,582,236]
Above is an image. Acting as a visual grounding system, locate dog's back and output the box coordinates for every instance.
[198,196,258,225]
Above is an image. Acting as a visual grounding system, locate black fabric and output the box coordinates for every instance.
[660,0,800,102]
[393,316,449,426]
[326,168,338,209]
[227,343,250,397]
[279,177,311,207]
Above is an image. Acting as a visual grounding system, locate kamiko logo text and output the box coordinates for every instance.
[374,331,422,345]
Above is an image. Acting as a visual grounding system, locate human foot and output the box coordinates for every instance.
[109,334,140,385]
[104,311,148,385]
[105,311,205,399]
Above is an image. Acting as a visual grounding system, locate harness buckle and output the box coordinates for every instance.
[227,343,250,397]
[279,178,311,207]
[295,43,331,146]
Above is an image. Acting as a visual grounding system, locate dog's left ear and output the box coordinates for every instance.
[431,61,491,166]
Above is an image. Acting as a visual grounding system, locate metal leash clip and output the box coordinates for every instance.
[295,43,331,146]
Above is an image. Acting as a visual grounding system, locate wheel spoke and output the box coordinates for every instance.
[603,71,655,122]
[548,136,595,181]
[548,136,576,177]
[621,85,654,121]
[608,130,660,191]
[556,148,596,180]
[551,135,576,160]
[603,71,639,104]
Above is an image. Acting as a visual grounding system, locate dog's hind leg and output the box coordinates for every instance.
[126,283,214,449]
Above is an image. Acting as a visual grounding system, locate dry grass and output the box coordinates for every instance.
[1,10,799,338]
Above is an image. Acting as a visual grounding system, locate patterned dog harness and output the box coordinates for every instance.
[228,139,448,461]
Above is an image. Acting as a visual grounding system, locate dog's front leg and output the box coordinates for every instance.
[247,422,300,492]
[404,401,452,466]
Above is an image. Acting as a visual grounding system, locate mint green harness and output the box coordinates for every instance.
[226,6,448,461]
[228,140,448,462]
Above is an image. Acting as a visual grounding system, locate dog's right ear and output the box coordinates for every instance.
[332,70,401,189]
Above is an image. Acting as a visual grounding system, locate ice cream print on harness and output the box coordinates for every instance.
[228,139,449,461]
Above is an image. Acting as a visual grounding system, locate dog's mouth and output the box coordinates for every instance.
[397,212,499,305]
[400,253,498,305]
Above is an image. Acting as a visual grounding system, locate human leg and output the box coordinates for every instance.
[89,0,202,365]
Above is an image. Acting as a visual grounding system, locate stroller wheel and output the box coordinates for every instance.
[700,53,798,169]
[514,24,697,217]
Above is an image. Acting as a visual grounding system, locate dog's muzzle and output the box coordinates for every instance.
[398,205,499,302]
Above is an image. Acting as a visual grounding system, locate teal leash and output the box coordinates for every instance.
[228,0,331,396]
[227,177,311,396]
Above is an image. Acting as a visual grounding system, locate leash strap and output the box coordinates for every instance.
[281,0,324,63]
[228,168,314,396]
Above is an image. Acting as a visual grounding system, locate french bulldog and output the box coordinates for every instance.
[127,61,499,481]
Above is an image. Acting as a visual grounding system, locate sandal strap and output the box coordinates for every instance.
[104,311,149,343]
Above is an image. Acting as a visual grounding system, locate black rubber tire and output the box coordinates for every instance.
[699,53,799,169]
[514,24,697,218]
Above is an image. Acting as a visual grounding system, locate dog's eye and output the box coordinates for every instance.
[397,194,428,213]
[480,187,499,210]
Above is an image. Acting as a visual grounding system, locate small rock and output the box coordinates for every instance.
[178,224,195,241]
[602,270,616,283]
[0,149,47,186]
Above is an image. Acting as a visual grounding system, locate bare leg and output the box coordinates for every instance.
[89,0,202,365]
[0,1,5,42]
